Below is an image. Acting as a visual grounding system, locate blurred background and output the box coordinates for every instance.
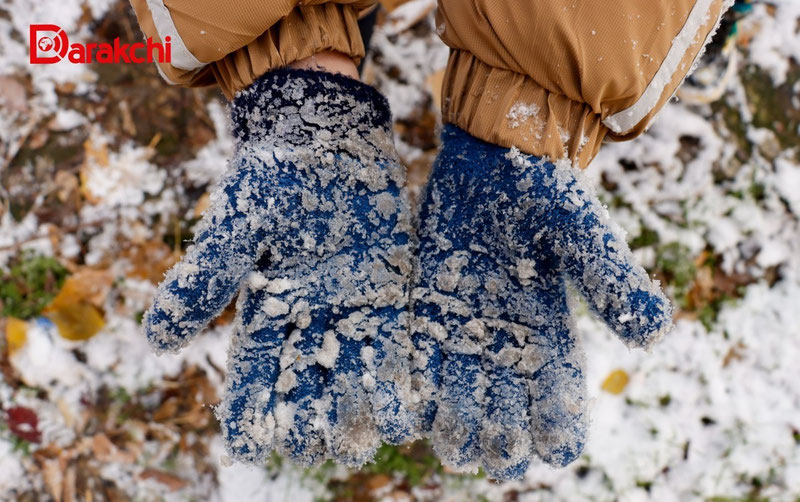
[0,0,799,500]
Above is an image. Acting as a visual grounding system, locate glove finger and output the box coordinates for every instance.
[323,306,381,467]
[144,163,264,353]
[410,299,445,433]
[273,306,328,466]
[432,350,484,473]
[526,319,588,467]
[479,326,533,480]
[415,250,516,472]
[369,305,416,445]
[217,287,287,462]
[540,160,673,348]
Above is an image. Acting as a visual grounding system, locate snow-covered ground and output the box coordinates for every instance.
[1,0,799,500]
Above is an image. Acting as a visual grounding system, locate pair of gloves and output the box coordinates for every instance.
[144,69,673,480]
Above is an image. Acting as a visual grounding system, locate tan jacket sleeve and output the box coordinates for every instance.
[436,0,733,168]
[129,0,376,98]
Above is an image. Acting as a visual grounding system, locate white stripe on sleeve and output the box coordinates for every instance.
[145,0,205,71]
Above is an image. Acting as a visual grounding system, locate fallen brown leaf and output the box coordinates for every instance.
[49,268,113,308]
[42,459,64,502]
[139,469,188,492]
[54,171,80,205]
[367,474,392,492]
[79,135,109,204]
[722,342,747,368]
[120,241,180,284]
[92,433,137,464]
[0,75,29,114]
[193,192,211,218]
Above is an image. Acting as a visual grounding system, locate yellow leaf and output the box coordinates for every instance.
[5,318,28,354]
[44,301,105,341]
[601,369,630,395]
[43,268,111,341]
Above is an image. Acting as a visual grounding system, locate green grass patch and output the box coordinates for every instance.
[655,243,696,307]
[366,442,444,487]
[0,251,69,319]
[630,226,660,250]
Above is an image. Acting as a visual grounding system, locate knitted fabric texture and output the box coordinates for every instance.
[144,68,417,467]
[411,125,674,480]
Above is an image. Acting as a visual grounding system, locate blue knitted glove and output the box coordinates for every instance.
[143,69,417,467]
[411,126,673,480]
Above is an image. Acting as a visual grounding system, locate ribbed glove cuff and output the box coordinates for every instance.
[230,68,393,146]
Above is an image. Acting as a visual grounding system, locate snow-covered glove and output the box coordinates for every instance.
[411,125,673,480]
[144,69,417,467]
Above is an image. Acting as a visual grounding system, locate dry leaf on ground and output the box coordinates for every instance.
[43,268,112,341]
[601,369,630,395]
[4,317,28,354]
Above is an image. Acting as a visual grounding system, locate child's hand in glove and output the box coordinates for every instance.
[411,126,673,480]
[144,69,417,468]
